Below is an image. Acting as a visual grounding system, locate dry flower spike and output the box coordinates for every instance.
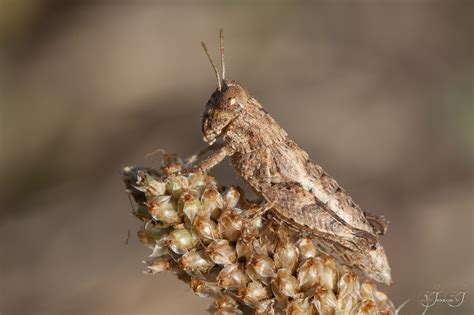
[122,154,395,314]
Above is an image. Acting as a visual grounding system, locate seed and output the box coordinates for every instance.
[179,249,215,274]
[144,224,171,240]
[246,255,276,285]
[361,280,377,300]
[201,187,224,220]
[287,297,316,315]
[166,175,189,198]
[218,208,243,242]
[190,278,222,298]
[355,299,377,315]
[253,298,276,315]
[214,295,241,315]
[240,281,271,307]
[206,239,237,266]
[297,238,318,261]
[142,256,171,274]
[167,228,198,254]
[160,153,183,175]
[297,257,320,291]
[249,229,276,257]
[319,256,337,292]
[149,237,169,257]
[137,229,155,249]
[313,286,338,314]
[134,205,151,221]
[187,172,210,194]
[178,191,201,224]
[223,186,241,208]
[144,174,167,197]
[236,236,253,260]
[271,269,299,301]
[148,195,180,224]
[274,234,299,273]
[217,264,248,290]
[241,209,265,238]
[193,216,220,243]
[337,267,361,313]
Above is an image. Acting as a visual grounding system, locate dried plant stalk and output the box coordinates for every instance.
[122,153,395,315]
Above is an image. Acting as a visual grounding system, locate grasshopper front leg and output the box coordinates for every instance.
[187,144,233,172]
[185,142,223,165]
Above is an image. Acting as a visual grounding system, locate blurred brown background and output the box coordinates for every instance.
[1,1,472,314]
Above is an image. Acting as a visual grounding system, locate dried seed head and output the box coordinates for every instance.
[123,161,394,314]
[201,187,224,220]
[218,208,243,241]
[179,249,215,274]
[167,228,199,254]
[193,216,220,243]
[217,264,248,290]
[206,239,237,266]
[240,281,271,307]
[246,255,276,285]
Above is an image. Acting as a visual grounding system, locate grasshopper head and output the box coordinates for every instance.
[200,29,250,145]
[202,79,249,144]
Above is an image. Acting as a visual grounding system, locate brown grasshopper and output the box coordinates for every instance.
[192,29,391,284]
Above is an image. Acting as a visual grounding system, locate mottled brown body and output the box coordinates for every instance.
[196,31,391,284]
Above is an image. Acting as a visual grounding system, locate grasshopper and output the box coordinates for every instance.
[192,29,391,284]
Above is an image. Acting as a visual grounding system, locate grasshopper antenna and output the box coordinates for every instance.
[201,41,222,91]
[219,28,225,80]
